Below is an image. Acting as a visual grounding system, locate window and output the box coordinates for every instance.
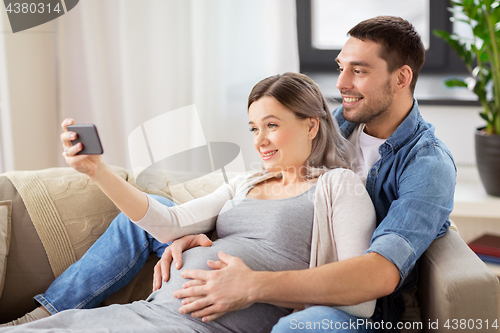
[296,0,468,74]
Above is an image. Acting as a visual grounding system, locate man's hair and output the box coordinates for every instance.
[348,16,425,93]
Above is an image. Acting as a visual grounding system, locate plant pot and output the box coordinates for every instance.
[475,128,500,197]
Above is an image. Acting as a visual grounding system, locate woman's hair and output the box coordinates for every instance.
[247,72,354,178]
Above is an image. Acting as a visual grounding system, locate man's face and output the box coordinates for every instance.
[336,37,397,125]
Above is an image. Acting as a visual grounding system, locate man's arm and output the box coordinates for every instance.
[175,143,456,322]
[175,251,399,322]
[175,170,390,321]
[253,252,399,306]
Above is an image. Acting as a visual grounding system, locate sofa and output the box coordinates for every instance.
[0,167,498,332]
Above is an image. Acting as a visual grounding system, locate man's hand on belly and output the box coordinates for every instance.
[153,234,213,292]
[174,251,257,322]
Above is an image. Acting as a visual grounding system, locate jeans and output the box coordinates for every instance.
[271,307,379,333]
[34,195,175,314]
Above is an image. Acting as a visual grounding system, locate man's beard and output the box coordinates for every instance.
[342,78,393,124]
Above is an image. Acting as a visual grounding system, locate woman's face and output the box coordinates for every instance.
[248,96,315,174]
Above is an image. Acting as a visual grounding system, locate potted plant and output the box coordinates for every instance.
[433,0,500,197]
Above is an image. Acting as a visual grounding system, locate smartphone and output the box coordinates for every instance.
[67,124,104,155]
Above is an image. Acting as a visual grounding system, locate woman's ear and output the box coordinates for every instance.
[308,117,320,139]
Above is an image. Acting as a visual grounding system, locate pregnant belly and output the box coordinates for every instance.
[147,237,295,333]
[153,237,266,302]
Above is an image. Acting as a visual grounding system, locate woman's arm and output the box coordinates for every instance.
[62,118,238,242]
[133,183,234,243]
[62,119,150,221]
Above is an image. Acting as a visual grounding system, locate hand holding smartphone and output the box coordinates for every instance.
[67,124,104,155]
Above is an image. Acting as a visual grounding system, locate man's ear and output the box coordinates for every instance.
[395,65,413,92]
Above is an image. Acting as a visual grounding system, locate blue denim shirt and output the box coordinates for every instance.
[333,100,456,324]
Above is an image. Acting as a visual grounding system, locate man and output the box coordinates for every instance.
[167,16,456,332]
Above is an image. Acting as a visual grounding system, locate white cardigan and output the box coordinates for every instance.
[134,168,377,318]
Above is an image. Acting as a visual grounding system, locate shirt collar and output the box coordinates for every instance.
[338,111,357,138]
[384,99,421,152]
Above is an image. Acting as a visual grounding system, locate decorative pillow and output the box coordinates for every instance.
[5,167,129,278]
[127,169,242,204]
[0,200,12,299]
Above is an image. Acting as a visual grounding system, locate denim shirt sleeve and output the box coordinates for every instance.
[366,139,456,289]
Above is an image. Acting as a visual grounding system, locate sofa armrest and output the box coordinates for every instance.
[418,228,500,332]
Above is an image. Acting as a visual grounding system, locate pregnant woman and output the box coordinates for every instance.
[0,72,376,333]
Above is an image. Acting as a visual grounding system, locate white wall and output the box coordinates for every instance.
[419,105,485,166]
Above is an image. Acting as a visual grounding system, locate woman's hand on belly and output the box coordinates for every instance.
[153,234,213,292]
[173,251,256,322]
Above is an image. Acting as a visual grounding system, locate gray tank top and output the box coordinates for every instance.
[149,182,317,333]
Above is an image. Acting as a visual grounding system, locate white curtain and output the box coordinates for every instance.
[0,31,13,173]
[56,0,299,171]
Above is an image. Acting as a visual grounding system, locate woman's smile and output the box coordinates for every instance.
[261,149,278,160]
